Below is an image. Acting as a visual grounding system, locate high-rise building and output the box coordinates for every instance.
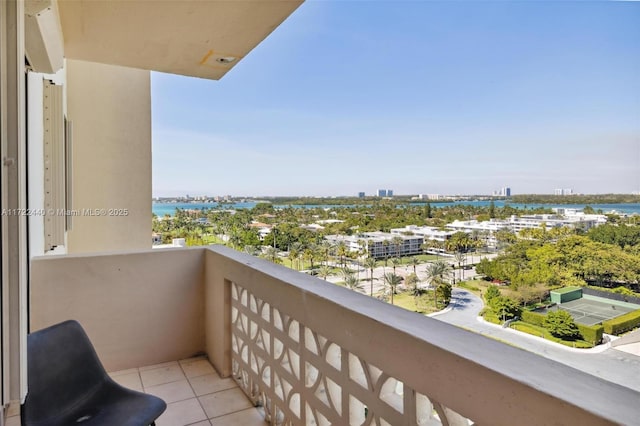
[494,187,511,197]
[554,188,573,196]
[387,189,393,197]
[358,192,365,198]
[377,189,387,197]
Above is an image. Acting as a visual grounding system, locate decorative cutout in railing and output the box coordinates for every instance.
[230,282,472,425]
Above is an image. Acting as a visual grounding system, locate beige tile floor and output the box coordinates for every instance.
[5,356,266,426]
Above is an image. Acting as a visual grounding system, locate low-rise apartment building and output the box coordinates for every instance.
[325,232,424,259]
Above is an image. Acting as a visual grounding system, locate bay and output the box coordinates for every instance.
[152,200,640,217]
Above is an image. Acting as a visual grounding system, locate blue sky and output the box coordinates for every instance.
[152,1,640,197]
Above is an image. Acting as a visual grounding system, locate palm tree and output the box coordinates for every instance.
[364,257,377,296]
[390,257,402,275]
[340,266,354,281]
[454,251,466,282]
[318,265,331,281]
[383,273,403,305]
[425,261,451,308]
[405,273,421,308]
[289,242,303,270]
[335,240,348,268]
[344,274,360,291]
[303,245,317,271]
[430,240,442,259]
[262,246,281,264]
[408,256,421,276]
[391,235,404,258]
[381,239,390,272]
[243,245,258,256]
[320,241,332,266]
[366,239,375,259]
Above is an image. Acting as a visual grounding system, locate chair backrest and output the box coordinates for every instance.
[23,320,109,424]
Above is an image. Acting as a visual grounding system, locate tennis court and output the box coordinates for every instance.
[539,297,638,326]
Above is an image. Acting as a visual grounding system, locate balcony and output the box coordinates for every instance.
[27,246,639,425]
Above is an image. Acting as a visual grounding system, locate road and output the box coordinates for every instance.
[434,288,640,392]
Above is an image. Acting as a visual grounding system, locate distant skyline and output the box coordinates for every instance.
[152,1,640,197]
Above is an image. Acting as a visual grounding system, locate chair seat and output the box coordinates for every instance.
[22,320,166,426]
[26,382,166,426]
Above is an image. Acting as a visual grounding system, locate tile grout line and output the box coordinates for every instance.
[208,406,262,421]
[183,361,211,426]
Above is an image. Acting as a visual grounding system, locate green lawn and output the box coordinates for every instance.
[413,254,442,262]
[281,258,313,270]
[202,235,225,244]
[510,321,593,348]
[391,291,445,315]
[457,281,482,295]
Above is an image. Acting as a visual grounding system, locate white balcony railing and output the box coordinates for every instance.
[30,246,640,426]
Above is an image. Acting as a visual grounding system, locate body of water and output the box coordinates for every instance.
[152,200,640,217]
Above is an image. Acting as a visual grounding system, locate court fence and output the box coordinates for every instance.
[582,287,640,306]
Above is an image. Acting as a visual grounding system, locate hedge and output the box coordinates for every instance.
[482,309,502,325]
[522,310,603,344]
[576,323,604,344]
[603,309,640,335]
[521,310,546,327]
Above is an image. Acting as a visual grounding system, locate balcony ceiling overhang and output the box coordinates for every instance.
[57,0,303,80]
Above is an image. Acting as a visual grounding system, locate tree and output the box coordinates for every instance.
[318,265,332,281]
[436,283,452,305]
[495,229,517,249]
[364,257,378,296]
[303,245,317,271]
[344,274,360,291]
[390,257,402,275]
[425,203,432,219]
[408,256,421,276]
[489,200,496,218]
[489,296,520,322]
[262,246,281,264]
[382,239,390,275]
[454,251,466,282]
[335,240,348,268]
[391,236,404,258]
[243,245,259,256]
[484,285,501,303]
[544,310,579,339]
[289,242,303,270]
[425,261,451,308]
[405,273,420,295]
[383,273,403,305]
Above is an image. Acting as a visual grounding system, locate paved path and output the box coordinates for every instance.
[434,288,640,392]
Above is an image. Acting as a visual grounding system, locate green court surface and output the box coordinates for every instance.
[540,297,639,326]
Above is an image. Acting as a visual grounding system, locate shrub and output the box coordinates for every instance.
[544,310,579,339]
[603,309,640,335]
[577,323,604,344]
[521,310,546,327]
[482,310,501,325]
[490,296,521,321]
[485,285,501,302]
[436,283,452,305]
